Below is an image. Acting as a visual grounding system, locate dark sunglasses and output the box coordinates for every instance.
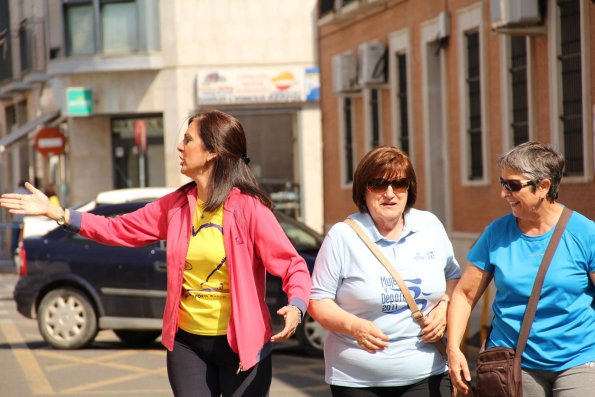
[367,178,410,193]
[499,177,536,192]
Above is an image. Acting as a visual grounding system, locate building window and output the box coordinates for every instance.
[101,1,138,54]
[341,97,355,184]
[368,89,381,149]
[64,0,157,56]
[338,0,356,7]
[556,0,583,175]
[65,3,95,55]
[465,31,483,180]
[112,116,165,188]
[396,53,410,154]
[509,36,529,147]
[0,0,13,81]
[319,0,334,17]
[5,100,27,131]
[18,19,32,72]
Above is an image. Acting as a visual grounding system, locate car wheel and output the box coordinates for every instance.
[114,330,161,346]
[37,288,98,349]
[295,312,326,357]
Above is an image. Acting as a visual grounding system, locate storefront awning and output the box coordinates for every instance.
[0,110,60,149]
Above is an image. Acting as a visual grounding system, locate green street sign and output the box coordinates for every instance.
[66,87,93,116]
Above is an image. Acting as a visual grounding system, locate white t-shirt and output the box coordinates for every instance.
[311,209,461,387]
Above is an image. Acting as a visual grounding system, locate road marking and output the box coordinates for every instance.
[38,349,166,374]
[61,366,167,394]
[0,322,54,395]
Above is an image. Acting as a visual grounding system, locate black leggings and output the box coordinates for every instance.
[330,372,452,397]
[166,329,272,397]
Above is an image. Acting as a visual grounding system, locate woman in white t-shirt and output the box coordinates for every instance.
[309,146,461,397]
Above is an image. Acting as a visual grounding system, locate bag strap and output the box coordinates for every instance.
[514,207,572,361]
[343,218,447,357]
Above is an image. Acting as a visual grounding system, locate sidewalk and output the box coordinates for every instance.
[0,263,15,274]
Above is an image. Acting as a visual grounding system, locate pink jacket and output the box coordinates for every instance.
[68,184,311,370]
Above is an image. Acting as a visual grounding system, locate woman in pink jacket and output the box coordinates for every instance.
[1,110,312,397]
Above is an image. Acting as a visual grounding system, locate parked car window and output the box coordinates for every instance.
[65,209,131,243]
[277,219,319,250]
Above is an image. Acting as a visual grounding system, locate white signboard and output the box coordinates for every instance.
[197,67,314,105]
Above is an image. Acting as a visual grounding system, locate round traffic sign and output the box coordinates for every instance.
[35,128,66,156]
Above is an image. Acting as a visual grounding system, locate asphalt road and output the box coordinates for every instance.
[0,270,331,397]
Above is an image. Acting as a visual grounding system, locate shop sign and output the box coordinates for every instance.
[66,87,93,116]
[305,67,320,102]
[197,66,318,105]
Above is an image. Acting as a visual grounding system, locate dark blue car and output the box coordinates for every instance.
[13,201,326,356]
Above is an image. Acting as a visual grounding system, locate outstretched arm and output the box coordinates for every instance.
[0,182,68,223]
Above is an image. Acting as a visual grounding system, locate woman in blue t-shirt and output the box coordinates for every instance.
[447,142,595,396]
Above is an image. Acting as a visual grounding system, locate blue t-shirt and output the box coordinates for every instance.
[467,210,595,371]
[311,209,461,387]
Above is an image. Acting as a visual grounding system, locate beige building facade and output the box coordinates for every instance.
[1,0,323,232]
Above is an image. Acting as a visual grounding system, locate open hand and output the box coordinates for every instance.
[0,182,51,216]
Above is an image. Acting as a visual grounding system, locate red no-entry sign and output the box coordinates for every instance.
[35,128,66,156]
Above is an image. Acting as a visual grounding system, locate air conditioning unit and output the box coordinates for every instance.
[490,0,541,29]
[332,52,358,93]
[358,40,386,86]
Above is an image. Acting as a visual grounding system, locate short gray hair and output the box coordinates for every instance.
[497,142,565,202]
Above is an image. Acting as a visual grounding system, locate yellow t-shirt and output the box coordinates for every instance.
[49,195,61,207]
[178,200,230,335]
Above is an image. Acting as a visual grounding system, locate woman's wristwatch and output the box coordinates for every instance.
[56,208,67,226]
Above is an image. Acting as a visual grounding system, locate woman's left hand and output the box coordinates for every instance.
[270,305,302,343]
[420,299,448,343]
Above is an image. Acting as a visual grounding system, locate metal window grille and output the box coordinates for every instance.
[397,53,410,154]
[509,36,529,146]
[370,89,381,148]
[557,0,583,175]
[343,97,354,183]
[466,31,483,180]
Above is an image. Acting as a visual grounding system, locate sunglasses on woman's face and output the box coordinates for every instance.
[367,178,410,193]
[499,177,536,192]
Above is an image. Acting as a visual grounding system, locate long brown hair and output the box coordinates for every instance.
[188,110,273,211]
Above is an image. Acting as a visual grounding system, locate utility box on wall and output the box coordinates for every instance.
[332,52,358,93]
[490,0,541,29]
[358,41,386,86]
